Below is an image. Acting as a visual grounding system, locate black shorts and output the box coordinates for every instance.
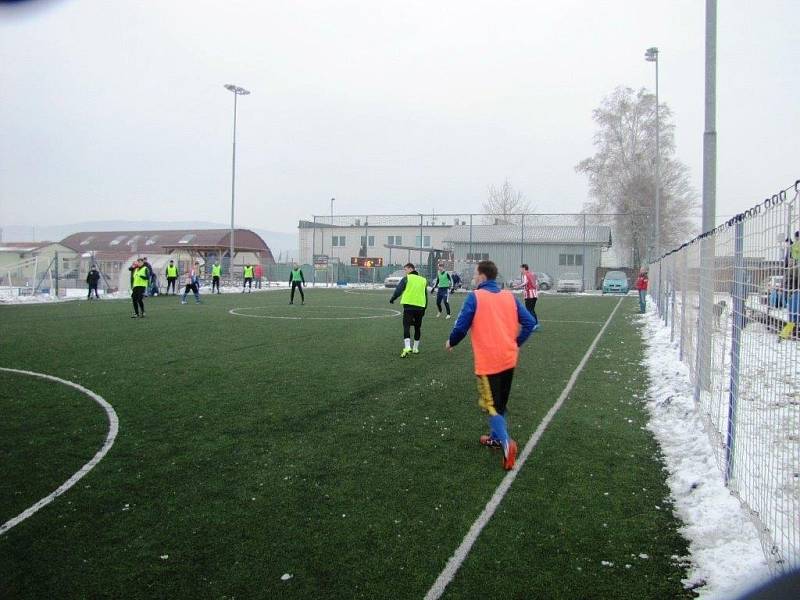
[476,368,515,416]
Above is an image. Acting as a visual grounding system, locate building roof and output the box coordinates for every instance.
[444,225,612,245]
[0,241,61,253]
[60,229,274,262]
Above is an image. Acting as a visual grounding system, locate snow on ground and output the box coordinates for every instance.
[639,303,771,598]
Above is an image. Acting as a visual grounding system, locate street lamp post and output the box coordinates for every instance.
[330,198,335,281]
[645,47,660,261]
[224,83,250,280]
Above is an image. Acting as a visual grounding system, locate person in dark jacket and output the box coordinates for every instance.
[86,265,101,300]
[141,256,156,296]
[389,263,428,356]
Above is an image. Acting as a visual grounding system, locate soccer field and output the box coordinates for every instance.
[0,289,693,599]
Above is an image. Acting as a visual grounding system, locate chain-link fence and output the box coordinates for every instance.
[649,179,800,573]
[301,212,645,288]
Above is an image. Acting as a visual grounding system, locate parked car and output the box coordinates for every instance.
[535,272,553,290]
[383,269,406,288]
[602,271,629,294]
[556,272,583,293]
[462,271,506,290]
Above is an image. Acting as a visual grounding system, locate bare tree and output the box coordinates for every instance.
[482,178,532,224]
[576,86,697,265]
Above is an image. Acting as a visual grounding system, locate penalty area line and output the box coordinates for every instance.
[424,296,624,600]
[0,368,119,537]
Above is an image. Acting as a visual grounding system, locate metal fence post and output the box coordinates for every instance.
[582,214,587,291]
[520,213,525,267]
[312,216,317,285]
[670,262,676,342]
[54,251,59,297]
[679,251,687,361]
[468,214,473,265]
[725,218,745,484]
[419,214,424,267]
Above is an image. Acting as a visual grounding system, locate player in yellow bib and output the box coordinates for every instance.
[389,262,428,357]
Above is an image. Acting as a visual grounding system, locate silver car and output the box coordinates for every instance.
[384,269,406,288]
[556,272,583,293]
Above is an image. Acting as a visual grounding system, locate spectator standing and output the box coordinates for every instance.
[86,264,101,300]
[635,270,649,313]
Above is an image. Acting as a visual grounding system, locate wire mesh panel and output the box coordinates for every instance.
[650,179,800,572]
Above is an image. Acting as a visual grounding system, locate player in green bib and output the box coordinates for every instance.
[211,262,222,294]
[289,265,305,304]
[165,260,179,295]
[430,265,452,319]
[242,264,254,293]
[389,262,428,357]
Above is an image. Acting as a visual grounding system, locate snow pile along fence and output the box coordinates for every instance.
[648,179,800,573]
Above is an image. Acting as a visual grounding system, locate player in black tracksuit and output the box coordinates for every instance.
[86,265,101,299]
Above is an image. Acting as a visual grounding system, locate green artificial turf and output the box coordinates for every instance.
[0,290,693,599]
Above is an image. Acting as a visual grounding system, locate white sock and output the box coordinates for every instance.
[413,340,420,351]
[404,338,411,350]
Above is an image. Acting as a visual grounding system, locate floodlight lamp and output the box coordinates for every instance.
[224,84,251,95]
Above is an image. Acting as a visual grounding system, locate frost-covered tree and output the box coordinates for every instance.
[576,86,697,264]
[482,178,532,224]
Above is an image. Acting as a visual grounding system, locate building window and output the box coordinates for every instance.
[387,235,402,246]
[360,235,375,247]
[109,235,127,246]
[332,236,346,247]
[126,235,141,246]
[80,236,95,246]
[178,234,196,244]
[145,236,159,246]
[415,235,431,248]
[467,252,489,262]
[559,253,584,266]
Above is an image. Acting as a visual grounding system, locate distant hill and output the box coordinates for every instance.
[0,221,298,260]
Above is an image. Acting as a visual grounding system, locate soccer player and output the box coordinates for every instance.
[86,264,100,300]
[211,261,222,294]
[131,258,149,318]
[289,264,305,304]
[430,264,452,319]
[389,262,428,357]
[165,260,179,295]
[181,262,201,304]
[518,264,539,328]
[242,264,254,293]
[445,260,536,470]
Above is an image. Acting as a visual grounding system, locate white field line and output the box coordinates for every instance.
[539,319,605,325]
[0,368,119,536]
[424,297,625,600]
[228,305,401,320]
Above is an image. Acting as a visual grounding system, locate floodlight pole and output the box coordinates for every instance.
[224,83,250,280]
[645,47,660,260]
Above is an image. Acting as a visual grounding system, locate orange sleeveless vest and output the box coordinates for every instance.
[470,289,519,375]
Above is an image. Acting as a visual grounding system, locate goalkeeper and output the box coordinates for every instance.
[445,260,535,471]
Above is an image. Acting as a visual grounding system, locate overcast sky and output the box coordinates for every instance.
[1,0,798,237]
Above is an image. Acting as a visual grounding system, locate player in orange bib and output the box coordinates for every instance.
[445,260,536,470]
